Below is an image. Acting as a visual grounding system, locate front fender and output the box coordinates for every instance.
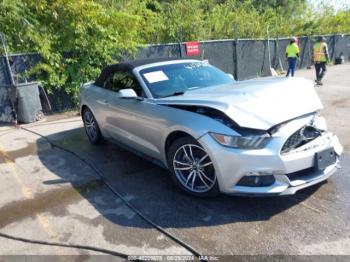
[158,106,240,167]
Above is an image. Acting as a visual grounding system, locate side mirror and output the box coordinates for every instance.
[118,89,138,99]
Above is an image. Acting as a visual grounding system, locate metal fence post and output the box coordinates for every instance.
[178,42,183,58]
[233,25,239,80]
[276,35,284,71]
[333,34,336,62]
[309,36,313,67]
[234,39,238,80]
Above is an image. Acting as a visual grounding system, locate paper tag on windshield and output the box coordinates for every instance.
[143,71,169,83]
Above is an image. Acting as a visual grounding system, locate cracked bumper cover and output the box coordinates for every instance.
[198,132,343,196]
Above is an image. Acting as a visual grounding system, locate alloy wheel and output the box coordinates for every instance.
[173,144,216,193]
[83,110,98,141]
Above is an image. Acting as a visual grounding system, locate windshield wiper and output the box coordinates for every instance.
[161,91,185,98]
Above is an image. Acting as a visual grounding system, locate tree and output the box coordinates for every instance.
[1,0,349,101]
[249,0,307,15]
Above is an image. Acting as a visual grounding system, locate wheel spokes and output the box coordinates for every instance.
[174,160,191,166]
[198,153,208,164]
[199,170,215,184]
[188,145,195,162]
[182,146,193,162]
[84,112,97,139]
[191,170,197,190]
[173,143,216,193]
[197,171,210,189]
[186,171,195,185]
[174,166,192,171]
[199,161,213,168]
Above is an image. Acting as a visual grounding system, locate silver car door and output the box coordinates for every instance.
[107,97,166,160]
[102,70,163,160]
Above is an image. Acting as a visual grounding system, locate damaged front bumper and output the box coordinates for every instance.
[198,130,343,196]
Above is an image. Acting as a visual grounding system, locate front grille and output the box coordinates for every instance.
[281,125,322,154]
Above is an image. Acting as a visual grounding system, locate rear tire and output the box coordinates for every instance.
[167,136,220,197]
[82,107,102,144]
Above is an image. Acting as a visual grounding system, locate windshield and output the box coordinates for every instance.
[139,61,234,98]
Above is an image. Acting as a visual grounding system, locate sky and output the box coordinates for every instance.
[310,0,350,11]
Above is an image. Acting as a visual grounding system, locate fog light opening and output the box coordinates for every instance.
[237,173,275,187]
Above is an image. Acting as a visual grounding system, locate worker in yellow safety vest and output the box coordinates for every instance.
[285,37,300,77]
[313,36,329,86]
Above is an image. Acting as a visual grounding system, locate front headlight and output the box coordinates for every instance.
[311,115,327,131]
[210,132,270,149]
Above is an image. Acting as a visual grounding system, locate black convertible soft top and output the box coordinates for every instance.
[94,57,186,86]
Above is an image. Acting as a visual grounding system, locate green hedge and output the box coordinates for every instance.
[1,0,349,96]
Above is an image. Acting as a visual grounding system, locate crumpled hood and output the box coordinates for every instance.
[157,77,323,130]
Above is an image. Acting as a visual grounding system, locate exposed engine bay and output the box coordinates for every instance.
[162,104,327,149]
[162,104,237,127]
[162,104,269,135]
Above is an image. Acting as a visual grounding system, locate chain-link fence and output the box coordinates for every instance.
[1,34,350,118]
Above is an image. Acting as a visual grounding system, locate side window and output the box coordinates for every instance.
[103,71,144,97]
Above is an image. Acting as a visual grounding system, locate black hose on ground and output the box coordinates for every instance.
[0,232,128,258]
[0,127,130,258]
[20,126,205,260]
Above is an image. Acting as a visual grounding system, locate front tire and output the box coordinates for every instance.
[82,107,102,144]
[167,136,219,197]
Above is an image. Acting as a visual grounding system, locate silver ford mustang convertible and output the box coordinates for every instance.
[80,58,343,197]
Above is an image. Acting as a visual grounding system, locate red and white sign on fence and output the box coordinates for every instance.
[185,41,200,56]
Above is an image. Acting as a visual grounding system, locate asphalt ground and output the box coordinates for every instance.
[0,63,349,259]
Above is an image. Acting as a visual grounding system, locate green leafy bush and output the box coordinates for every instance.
[0,0,349,99]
